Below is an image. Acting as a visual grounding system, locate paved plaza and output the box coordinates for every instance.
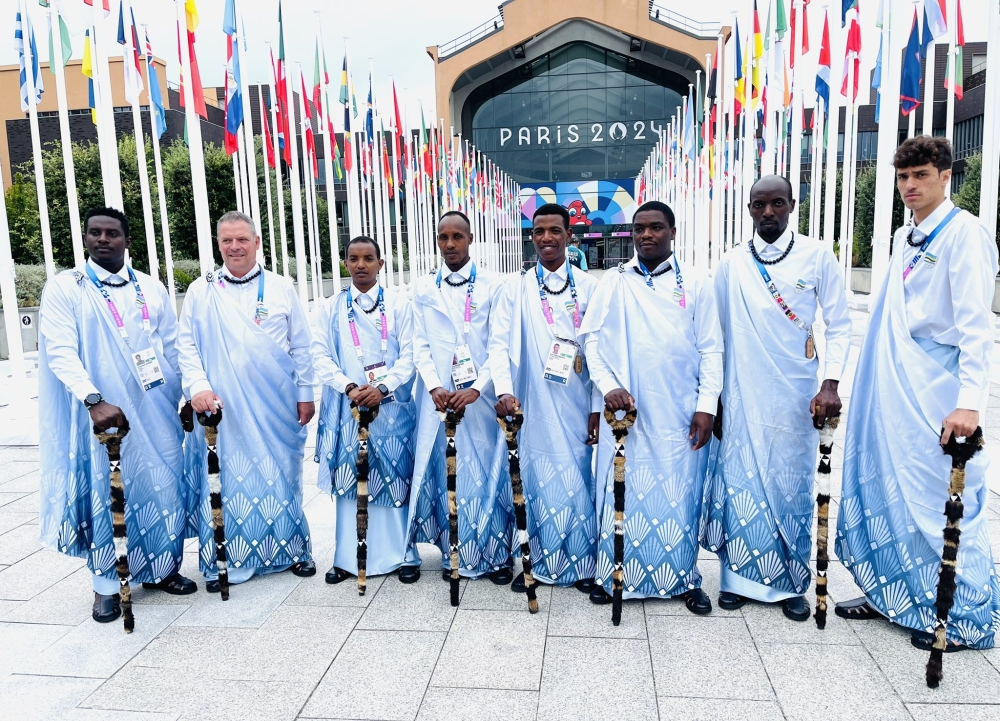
[2,308,1000,721]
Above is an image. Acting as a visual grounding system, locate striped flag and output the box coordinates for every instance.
[341,55,354,174]
[222,0,242,155]
[117,2,144,104]
[815,11,831,114]
[733,18,745,115]
[840,0,861,101]
[925,0,948,39]
[275,2,292,165]
[15,7,43,112]
[943,0,965,100]
[82,29,96,124]
[300,71,319,179]
[751,0,764,107]
[177,0,207,119]
[262,86,276,168]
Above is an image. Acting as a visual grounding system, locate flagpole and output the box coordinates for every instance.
[944,0,957,142]
[922,43,936,137]
[286,55,309,306]
[809,100,824,239]
[48,3,83,269]
[235,1,262,257]
[388,84,405,285]
[142,41,176,305]
[838,52,857,293]
[789,0,804,228]
[233,146,244,213]
[19,0,54,279]
[317,16,342,283]
[980,2,1000,240]
[296,62,322,302]
[91,0,125,212]
[871,0,900,288]
[258,85,277,273]
[266,43,290,277]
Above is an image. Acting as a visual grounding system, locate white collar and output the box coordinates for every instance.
[87,257,127,281]
[538,261,568,283]
[444,259,474,281]
[913,199,955,238]
[752,226,794,254]
[221,262,261,281]
[627,254,674,274]
[351,281,381,301]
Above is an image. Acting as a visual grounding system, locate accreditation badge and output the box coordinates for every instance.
[451,344,478,390]
[364,361,394,403]
[131,347,165,392]
[543,338,578,386]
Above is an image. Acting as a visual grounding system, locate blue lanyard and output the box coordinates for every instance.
[84,264,150,346]
[750,242,808,332]
[536,261,580,331]
[637,256,686,307]
[218,267,266,325]
[436,263,477,339]
[346,286,388,361]
[903,207,961,281]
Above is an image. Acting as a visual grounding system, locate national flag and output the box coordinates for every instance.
[840,0,861,101]
[381,122,394,199]
[222,0,242,154]
[144,30,167,139]
[752,0,764,106]
[871,33,883,123]
[365,73,374,147]
[262,87,276,168]
[47,9,72,76]
[83,0,111,16]
[117,2,144,104]
[943,0,965,100]
[925,0,948,40]
[733,18,745,114]
[900,10,922,116]
[15,8,43,112]
[177,0,207,119]
[391,80,405,166]
[683,90,695,161]
[339,54,357,117]
[790,0,809,66]
[275,3,292,165]
[301,71,319,179]
[312,40,324,124]
[776,0,788,39]
[341,57,354,175]
[82,28,96,124]
[815,11,831,114]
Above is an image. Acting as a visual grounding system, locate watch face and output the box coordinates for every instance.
[85,393,102,407]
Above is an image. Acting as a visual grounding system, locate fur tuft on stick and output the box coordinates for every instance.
[350,403,380,596]
[814,416,840,630]
[444,410,465,607]
[497,411,537,613]
[604,406,637,627]
[196,409,228,601]
[925,426,984,688]
[95,419,133,633]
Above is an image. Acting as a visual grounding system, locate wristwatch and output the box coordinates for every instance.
[345,383,359,396]
[376,384,389,397]
[84,392,103,409]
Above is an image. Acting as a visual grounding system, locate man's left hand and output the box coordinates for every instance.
[810,379,842,430]
[352,384,384,409]
[449,388,480,413]
[689,412,714,450]
[587,412,599,445]
[297,401,316,426]
[941,408,979,445]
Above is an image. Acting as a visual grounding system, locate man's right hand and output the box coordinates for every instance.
[429,387,451,413]
[191,390,223,414]
[495,394,521,417]
[604,388,634,413]
[89,401,126,433]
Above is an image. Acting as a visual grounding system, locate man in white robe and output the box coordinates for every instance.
[410,211,514,583]
[835,136,1000,650]
[312,236,420,584]
[704,175,851,621]
[39,207,197,623]
[490,203,601,593]
[177,211,317,590]
[581,200,723,613]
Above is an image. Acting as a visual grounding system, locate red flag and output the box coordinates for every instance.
[790,0,810,67]
[262,91,276,169]
[84,0,111,15]
[176,20,207,119]
[275,5,293,166]
[300,73,319,179]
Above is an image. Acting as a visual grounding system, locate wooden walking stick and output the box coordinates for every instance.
[926,426,984,688]
[444,409,465,607]
[814,416,840,629]
[604,406,637,627]
[197,407,228,601]
[94,418,134,633]
[496,409,538,614]
[351,402,380,596]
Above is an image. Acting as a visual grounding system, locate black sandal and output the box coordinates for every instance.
[910,630,968,653]
[834,596,881,620]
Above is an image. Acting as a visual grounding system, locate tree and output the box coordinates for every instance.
[5,173,41,265]
[851,165,904,269]
[952,153,1000,254]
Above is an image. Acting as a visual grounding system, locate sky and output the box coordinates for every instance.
[2,0,995,130]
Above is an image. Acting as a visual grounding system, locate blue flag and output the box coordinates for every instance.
[871,36,883,124]
[900,11,922,116]
[15,9,43,112]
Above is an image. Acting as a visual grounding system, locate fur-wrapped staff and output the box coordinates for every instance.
[198,407,228,601]
[443,409,465,607]
[604,406,637,627]
[94,418,134,633]
[351,402,380,596]
[814,416,840,629]
[926,427,985,689]
[496,409,537,614]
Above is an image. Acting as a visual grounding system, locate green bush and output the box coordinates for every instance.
[0,264,51,309]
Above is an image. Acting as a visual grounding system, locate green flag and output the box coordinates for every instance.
[47,12,73,75]
[776,0,788,40]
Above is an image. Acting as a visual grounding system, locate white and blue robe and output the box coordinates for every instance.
[836,203,1000,648]
[704,232,851,601]
[38,261,196,594]
[178,267,315,583]
[409,262,514,578]
[581,257,724,599]
[489,263,601,585]
[312,284,419,575]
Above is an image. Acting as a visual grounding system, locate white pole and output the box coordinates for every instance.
[0,157,28,396]
[822,11,840,248]
[20,0,54,279]
[872,0,901,287]
[90,1,124,212]
[810,100,824,239]
[838,55,857,294]
[296,64,322,302]
[239,132,254,227]
[259,86,277,273]
[233,150,244,213]
[980,2,1000,240]
[286,60,308,306]
[945,0,958,142]
[265,48,290,278]
[317,23,342,283]
[789,0,804,229]
[49,4,83,270]
[235,3,262,258]
[922,43,936,136]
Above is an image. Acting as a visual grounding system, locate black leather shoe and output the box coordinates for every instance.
[910,630,968,653]
[718,591,749,610]
[142,573,197,595]
[782,595,810,622]
[291,560,316,577]
[510,572,527,593]
[92,592,121,623]
[589,586,613,605]
[488,567,513,585]
[325,566,352,585]
[683,588,712,615]
[574,577,596,594]
[205,579,220,593]
[398,565,421,584]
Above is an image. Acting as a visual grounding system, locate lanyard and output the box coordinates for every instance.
[346,286,388,362]
[217,268,266,325]
[436,263,477,340]
[750,245,808,332]
[903,206,961,281]
[84,264,150,346]
[537,261,581,334]
[637,256,686,308]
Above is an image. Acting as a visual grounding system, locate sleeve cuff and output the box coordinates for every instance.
[297,385,316,403]
[189,380,213,399]
[696,394,719,416]
[420,370,444,392]
[471,375,490,393]
[596,377,622,398]
[957,386,984,412]
[72,381,101,404]
[591,388,603,413]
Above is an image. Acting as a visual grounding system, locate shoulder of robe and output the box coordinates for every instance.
[45,270,86,296]
[413,274,437,302]
[186,274,211,295]
[574,269,599,291]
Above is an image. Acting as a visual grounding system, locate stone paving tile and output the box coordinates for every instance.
[2,566,96,626]
[0,674,103,721]
[170,569,300,628]
[0,598,23,616]
[356,571,465,632]
[60,711,180,721]
[283,570,387,608]
[0,491,31,508]
[431,609,548,691]
[0,461,38,483]
[758,642,911,720]
[0,511,36,536]
[457,572,552,613]
[0,468,40,493]
[546,584,645,639]
[0,547,84,600]
[656,697,785,720]
[0,447,40,463]
[0,621,75,677]
[907,703,1000,720]
[0,523,41,565]
[19,604,188,679]
[854,617,1000,705]
[416,688,537,721]
[740,592,861,646]
[0,491,39,514]
[536,637,657,721]
[300,629,445,721]
[646,615,774,701]
[129,625,253,670]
